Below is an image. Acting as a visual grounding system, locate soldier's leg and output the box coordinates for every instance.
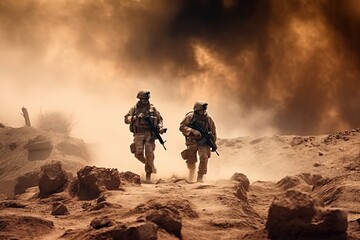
[133,134,146,164]
[185,144,198,182]
[197,145,210,182]
[144,133,156,174]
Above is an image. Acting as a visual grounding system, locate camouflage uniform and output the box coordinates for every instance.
[179,101,217,182]
[125,90,164,181]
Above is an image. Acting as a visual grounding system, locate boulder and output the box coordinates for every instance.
[231,173,250,191]
[119,171,141,185]
[27,135,53,152]
[90,216,113,229]
[146,208,182,238]
[235,185,248,203]
[38,161,68,197]
[14,171,39,195]
[266,190,348,239]
[112,222,158,240]
[311,209,348,234]
[51,201,69,215]
[277,173,324,192]
[76,166,120,200]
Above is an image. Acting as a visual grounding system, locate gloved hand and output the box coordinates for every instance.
[137,113,145,118]
[191,129,201,137]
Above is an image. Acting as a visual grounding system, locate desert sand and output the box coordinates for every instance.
[0,125,359,240]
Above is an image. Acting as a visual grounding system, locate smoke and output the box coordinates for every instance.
[0,0,359,178]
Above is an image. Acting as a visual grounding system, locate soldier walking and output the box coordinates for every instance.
[125,90,165,183]
[179,101,217,182]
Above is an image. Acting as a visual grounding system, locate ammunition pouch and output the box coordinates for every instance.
[181,149,188,160]
[130,143,136,154]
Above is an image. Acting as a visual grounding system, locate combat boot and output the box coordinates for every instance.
[197,174,204,183]
[146,172,151,183]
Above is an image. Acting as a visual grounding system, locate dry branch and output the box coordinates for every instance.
[21,107,31,127]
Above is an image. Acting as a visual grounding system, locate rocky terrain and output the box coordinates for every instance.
[0,125,359,240]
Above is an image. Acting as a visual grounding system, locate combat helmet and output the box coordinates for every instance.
[137,90,150,99]
[193,101,208,111]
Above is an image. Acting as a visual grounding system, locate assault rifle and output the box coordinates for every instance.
[189,120,219,156]
[144,116,167,150]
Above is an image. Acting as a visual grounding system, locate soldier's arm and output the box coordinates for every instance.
[209,117,217,142]
[179,114,195,136]
[124,107,136,124]
[154,108,163,129]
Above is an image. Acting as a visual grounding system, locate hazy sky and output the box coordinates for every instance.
[1,0,359,178]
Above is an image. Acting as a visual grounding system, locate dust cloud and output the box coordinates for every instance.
[1,0,359,180]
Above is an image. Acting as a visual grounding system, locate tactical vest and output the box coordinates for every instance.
[130,104,158,133]
[186,111,210,142]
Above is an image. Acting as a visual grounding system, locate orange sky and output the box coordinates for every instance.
[0,0,359,175]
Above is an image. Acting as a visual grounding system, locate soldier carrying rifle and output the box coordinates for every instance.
[179,101,218,183]
[124,90,166,183]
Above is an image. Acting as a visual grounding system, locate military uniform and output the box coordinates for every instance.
[179,101,217,182]
[125,90,164,182]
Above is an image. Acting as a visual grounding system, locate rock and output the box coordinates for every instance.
[81,202,92,210]
[129,199,199,237]
[277,174,323,191]
[266,190,347,239]
[231,173,250,191]
[76,166,121,200]
[132,199,198,219]
[14,171,39,195]
[318,151,324,156]
[97,194,107,203]
[38,161,68,197]
[276,176,301,189]
[90,201,121,211]
[266,190,317,238]
[0,122,5,128]
[297,173,323,185]
[90,216,113,229]
[146,208,182,238]
[112,222,158,240]
[51,201,69,215]
[235,185,248,203]
[312,209,348,234]
[27,135,53,152]
[0,200,27,209]
[119,171,141,185]
[290,136,305,146]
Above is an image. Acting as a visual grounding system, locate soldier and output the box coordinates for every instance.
[124,90,165,183]
[179,101,217,182]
